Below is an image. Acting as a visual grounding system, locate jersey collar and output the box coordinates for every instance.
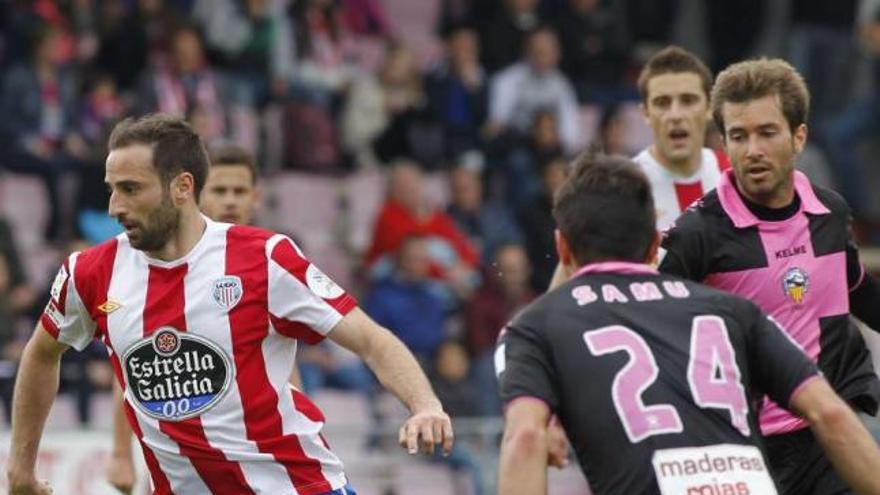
[570,261,659,279]
[717,169,830,228]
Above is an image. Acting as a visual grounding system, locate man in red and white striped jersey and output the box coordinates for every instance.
[634,46,730,233]
[8,115,454,495]
[106,142,299,494]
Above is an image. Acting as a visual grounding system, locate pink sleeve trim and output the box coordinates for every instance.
[849,263,866,292]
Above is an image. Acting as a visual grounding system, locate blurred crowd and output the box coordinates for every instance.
[1,0,880,454]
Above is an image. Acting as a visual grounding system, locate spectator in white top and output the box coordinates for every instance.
[487,27,581,155]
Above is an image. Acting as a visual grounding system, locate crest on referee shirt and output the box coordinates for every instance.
[782,267,809,304]
[212,276,243,310]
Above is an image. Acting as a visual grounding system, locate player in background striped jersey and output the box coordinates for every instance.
[8,115,453,495]
[545,47,725,303]
[633,46,730,234]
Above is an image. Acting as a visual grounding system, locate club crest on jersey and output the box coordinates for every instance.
[123,327,232,421]
[212,276,243,310]
[782,267,809,304]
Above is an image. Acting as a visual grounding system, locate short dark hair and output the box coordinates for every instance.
[637,46,713,103]
[553,153,656,264]
[108,114,210,197]
[711,58,810,134]
[209,144,258,185]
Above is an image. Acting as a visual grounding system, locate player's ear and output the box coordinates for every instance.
[171,172,195,204]
[555,229,573,266]
[793,123,808,154]
[253,184,262,205]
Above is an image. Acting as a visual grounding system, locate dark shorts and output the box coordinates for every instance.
[765,427,851,495]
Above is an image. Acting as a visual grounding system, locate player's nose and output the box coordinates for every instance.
[745,134,765,159]
[668,100,686,119]
[108,190,125,218]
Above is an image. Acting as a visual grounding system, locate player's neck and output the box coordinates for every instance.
[146,207,208,262]
[650,145,702,177]
[734,179,796,210]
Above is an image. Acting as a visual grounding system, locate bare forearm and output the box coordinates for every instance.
[498,428,548,495]
[107,379,138,493]
[288,365,304,390]
[9,339,62,475]
[112,381,134,458]
[363,328,440,412]
[810,405,880,494]
[328,309,453,455]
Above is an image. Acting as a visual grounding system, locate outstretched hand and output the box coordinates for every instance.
[547,416,571,468]
[106,453,136,494]
[398,407,454,456]
[8,477,53,495]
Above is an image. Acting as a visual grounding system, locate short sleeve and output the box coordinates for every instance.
[659,209,711,281]
[744,302,819,409]
[267,235,358,343]
[496,321,560,412]
[40,253,97,351]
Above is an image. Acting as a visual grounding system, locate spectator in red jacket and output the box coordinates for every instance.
[366,160,479,298]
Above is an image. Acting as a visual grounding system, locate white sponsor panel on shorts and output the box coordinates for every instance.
[652,443,777,495]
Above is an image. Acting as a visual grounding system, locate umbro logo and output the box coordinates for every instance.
[98,300,122,314]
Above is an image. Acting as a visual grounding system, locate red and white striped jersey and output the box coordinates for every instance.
[41,217,357,495]
[633,147,730,232]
